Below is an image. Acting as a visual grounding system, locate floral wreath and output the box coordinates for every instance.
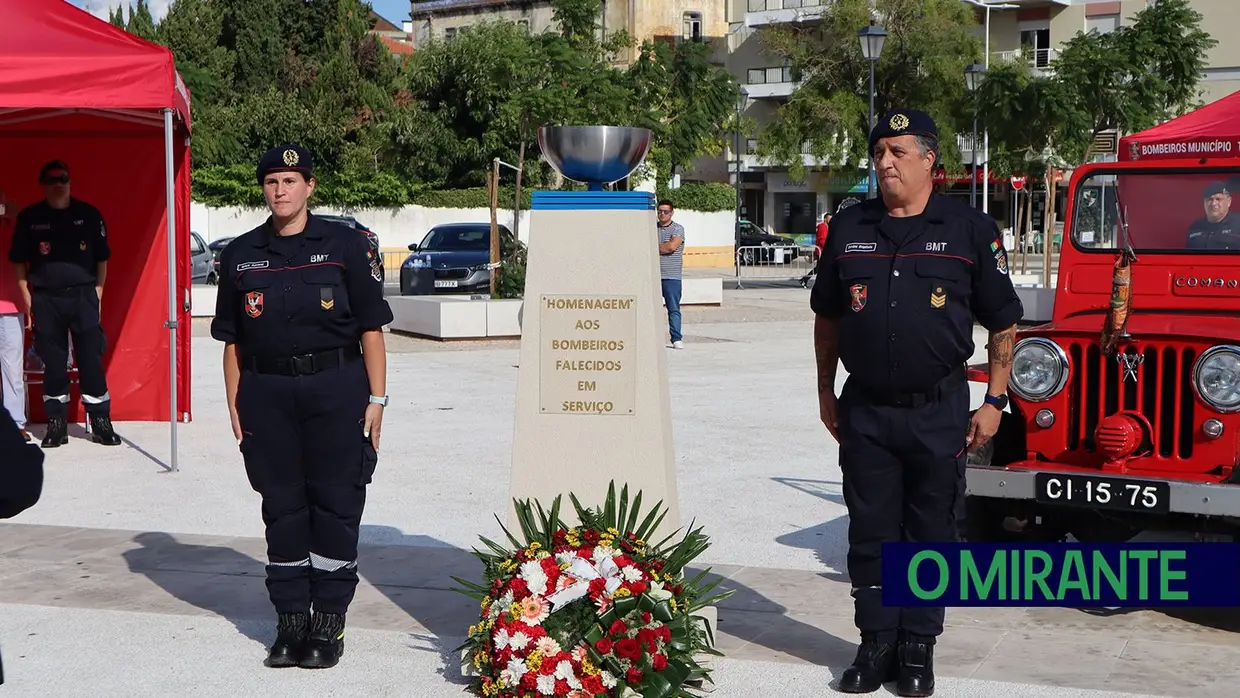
[454,483,733,698]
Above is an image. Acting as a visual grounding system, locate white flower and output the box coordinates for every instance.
[600,670,619,688]
[536,674,557,696]
[648,581,673,602]
[571,644,588,663]
[556,551,578,568]
[592,546,614,564]
[619,688,641,698]
[509,631,531,651]
[621,565,644,583]
[491,590,515,619]
[504,657,528,682]
[555,659,576,682]
[520,560,549,596]
[536,636,562,656]
[493,628,511,650]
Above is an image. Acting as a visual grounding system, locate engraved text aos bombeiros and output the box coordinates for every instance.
[539,295,638,416]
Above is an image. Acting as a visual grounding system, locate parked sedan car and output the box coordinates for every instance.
[400,223,514,296]
[318,214,384,282]
[735,220,799,265]
[208,236,235,283]
[190,232,215,284]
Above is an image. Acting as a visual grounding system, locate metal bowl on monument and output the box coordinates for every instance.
[537,126,653,186]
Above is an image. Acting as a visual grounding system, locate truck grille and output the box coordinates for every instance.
[1065,341,1197,460]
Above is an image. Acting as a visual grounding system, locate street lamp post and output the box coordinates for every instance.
[857,23,887,199]
[734,87,747,239]
[964,63,986,209]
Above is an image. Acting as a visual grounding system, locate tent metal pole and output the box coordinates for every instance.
[163,108,179,472]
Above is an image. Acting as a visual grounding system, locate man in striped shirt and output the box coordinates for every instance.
[657,199,685,349]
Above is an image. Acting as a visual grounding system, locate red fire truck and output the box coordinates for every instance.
[965,158,1240,542]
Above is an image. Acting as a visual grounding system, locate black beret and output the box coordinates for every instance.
[1203,181,1230,198]
[256,143,313,184]
[869,108,939,151]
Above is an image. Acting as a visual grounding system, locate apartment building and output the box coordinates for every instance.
[407,0,728,67]
[724,0,1240,240]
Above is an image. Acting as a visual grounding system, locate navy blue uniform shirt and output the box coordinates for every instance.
[8,199,110,290]
[810,194,1023,394]
[1185,212,1240,249]
[211,214,393,358]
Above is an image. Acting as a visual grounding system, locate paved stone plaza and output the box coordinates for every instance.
[1,286,1234,697]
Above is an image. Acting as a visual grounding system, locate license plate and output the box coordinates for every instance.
[434,280,458,288]
[1034,472,1170,513]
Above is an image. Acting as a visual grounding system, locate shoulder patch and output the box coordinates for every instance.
[844,242,877,254]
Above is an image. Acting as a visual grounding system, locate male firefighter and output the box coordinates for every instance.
[1186,181,1239,250]
[8,160,120,447]
[810,109,1024,696]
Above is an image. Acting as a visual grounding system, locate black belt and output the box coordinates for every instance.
[856,365,966,408]
[245,345,361,376]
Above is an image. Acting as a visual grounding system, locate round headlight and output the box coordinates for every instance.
[1193,346,1240,413]
[1009,337,1068,402]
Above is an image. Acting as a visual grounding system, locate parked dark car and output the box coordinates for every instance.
[735,220,799,265]
[208,236,235,283]
[318,214,384,283]
[400,222,516,296]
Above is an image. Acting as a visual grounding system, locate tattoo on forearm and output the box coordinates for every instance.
[988,327,1016,369]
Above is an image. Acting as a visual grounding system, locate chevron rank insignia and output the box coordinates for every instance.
[930,286,947,309]
[320,287,334,310]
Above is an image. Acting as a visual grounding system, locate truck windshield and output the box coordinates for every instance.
[1072,169,1240,253]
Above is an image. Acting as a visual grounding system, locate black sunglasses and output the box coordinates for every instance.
[657,209,673,214]
[41,175,69,185]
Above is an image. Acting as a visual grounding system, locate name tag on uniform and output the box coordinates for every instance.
[320,287,335,310]
[237,260,269,272]
[844,242,877,254]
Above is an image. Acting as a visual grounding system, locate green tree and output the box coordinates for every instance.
[220,0,286,93]
[127,0,158,41]
[754,0,982,179]
[626,38,740,183]
[109,4,126,28]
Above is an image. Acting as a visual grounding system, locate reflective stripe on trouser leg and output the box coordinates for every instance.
[306,484,366,615]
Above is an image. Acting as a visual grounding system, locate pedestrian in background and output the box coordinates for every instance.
[0,187,29,443]
[211,143,393,670]
[657,199,686,349]
[800,213,833,288]
[810,109,1022,697]
[7,161,120,448]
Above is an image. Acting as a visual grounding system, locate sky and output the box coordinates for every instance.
[67,0,411,25]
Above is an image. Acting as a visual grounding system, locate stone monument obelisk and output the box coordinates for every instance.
[509,125,680,540]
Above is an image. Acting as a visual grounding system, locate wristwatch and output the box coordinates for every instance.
[368,395,389,407]
[983,393,1009,411]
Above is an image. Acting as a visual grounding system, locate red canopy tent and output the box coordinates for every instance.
[0,0,192,470]
[1119,89,1240,161]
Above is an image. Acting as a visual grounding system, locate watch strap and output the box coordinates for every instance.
[368,395,389,406]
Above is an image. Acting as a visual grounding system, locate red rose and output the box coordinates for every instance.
[659,626,672,643]
[614,638,643,661]
[541,656,558,675]
[588,578,607,599]
[609,620,628,637]
[554,679,570,696]
[641,612,652,624]
[626,668,644,685]
[672,585,683,595]
[520,673,538,691]
[594,638,613,654]
[629,581,647,596]
[582,676,605,694]
[652,653,668,671]
[637,628,658,653]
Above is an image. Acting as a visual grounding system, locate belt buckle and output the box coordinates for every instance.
[291,354,314,375]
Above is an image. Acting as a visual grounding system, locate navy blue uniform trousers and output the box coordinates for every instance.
[31,286,109,417]
[837,376,969,642]
[237,357,376,615]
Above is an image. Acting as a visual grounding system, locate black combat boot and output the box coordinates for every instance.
[265,612,310,668]
[838,635,898,693]
[89,415,121,446]
[42,417,68,448]
[896,637,936,697]
[299,612,346,669]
